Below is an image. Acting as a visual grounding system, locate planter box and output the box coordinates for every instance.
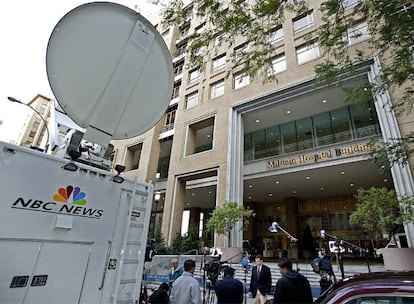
[383,248,414,271]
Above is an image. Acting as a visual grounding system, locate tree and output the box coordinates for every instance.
[349,187,414,237]
[162,0,414,166]
[206,201,254,245]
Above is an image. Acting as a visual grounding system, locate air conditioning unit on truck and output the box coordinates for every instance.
[0,2,173,304]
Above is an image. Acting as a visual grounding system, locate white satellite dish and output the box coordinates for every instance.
[46,2,173,150]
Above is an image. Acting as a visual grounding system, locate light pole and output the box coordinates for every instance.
[7,96,50,153]
[153,192,161,238]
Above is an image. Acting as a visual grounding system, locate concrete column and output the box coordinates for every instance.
[162,176,186,245]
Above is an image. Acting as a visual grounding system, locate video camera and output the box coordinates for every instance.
[203,256,223,285]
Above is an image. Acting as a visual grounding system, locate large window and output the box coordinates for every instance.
[172,82,181,99]
[185,92,198,109]
[211,80,225,99]
[244,101,380,161]
[234,73,250,89]
[281,121,297,153]
[212,54,226,71]
[344,21,370,45]
[350,101,379,138]
[296,117,313,151]
[296,42,320,64]
[314,112,334,146]
[186,117,215,155]
[341,0,360,9]
[293,11,314,33]
[331,108,352,142]
[268,54,287,76]
[267,26,284,44]
[266,126,280,157]
[188,68,200,83]
[234,43,249,64]
[126,143,142,171]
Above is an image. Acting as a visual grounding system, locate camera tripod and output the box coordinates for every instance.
[205,280,216,304]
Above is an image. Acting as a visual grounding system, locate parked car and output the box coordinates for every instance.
[314,271,414,304]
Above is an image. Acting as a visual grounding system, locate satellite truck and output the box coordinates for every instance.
[0,2,173,303]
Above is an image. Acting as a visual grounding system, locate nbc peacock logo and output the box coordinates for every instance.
[11,185,103,219]
[53,185,87,206]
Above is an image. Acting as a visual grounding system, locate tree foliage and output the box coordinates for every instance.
[349,187,414,234]
[162,0,414,166]
[206,201,255,235]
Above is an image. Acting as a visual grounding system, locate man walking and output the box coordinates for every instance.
[170,259,201,304]
[249,255,272,304]
[273,257,313,304]
[215,266,243,304]
[168,258,183,287]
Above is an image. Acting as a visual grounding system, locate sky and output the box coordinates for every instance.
[0,0,165,143]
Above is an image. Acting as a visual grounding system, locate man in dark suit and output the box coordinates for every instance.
[215,266,243,304]
[249,255,272,304]
[273,258,313,304]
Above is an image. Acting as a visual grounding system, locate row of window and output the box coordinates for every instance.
[174,18,369,109]
[244,100,380,161]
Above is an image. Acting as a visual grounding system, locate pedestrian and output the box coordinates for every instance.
[215,266,243,304]
[249,254,272,304]
[273,257,313,304]
[168,258,183,287]
[148,282,170,304]
[169,259,201,304]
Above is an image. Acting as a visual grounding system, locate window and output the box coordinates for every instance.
[165,107,177,126]
[341,0,359,9]
[293,11,314,33]
[234,43,249,63]
[29,131,36,138]
[179,25,190,40]
[268,54,287,75]
[267,26,284,44]
[296,42,320,64]
[161,29,169,39]
[185,92,198,109]
[211,80,225,99]
[234,73,250,89]
[186,117,215,155]
[188,68,200,83]
[176,43,187,56]
[344,21,370,45]
[126,143,142,171]
[313,112,334,146]
[33,121,40,128]
[195,23,205,34]
[212,54,226,71]
[266,126,280,157]
[172,83,181,99]
[281,121,297,153]
[350,101,379,138]
[214,33,227,46]
[252,130,266,159]
[174,63,184,77]
[331,108,352,142]
[296,117,313,151]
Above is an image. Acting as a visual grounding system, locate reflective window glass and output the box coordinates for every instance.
[252,130,266,159]
[281,121,297,153]
[331,108,352,142]
[314,112,333,146]
[350,102,377,138]
[296,117,313,151]
[266,126,280,157]
[244,134,252,161]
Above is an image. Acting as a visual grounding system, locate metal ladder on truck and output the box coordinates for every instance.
[113,184,153,304]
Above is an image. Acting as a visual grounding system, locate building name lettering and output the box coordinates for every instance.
[267,143,374,169]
